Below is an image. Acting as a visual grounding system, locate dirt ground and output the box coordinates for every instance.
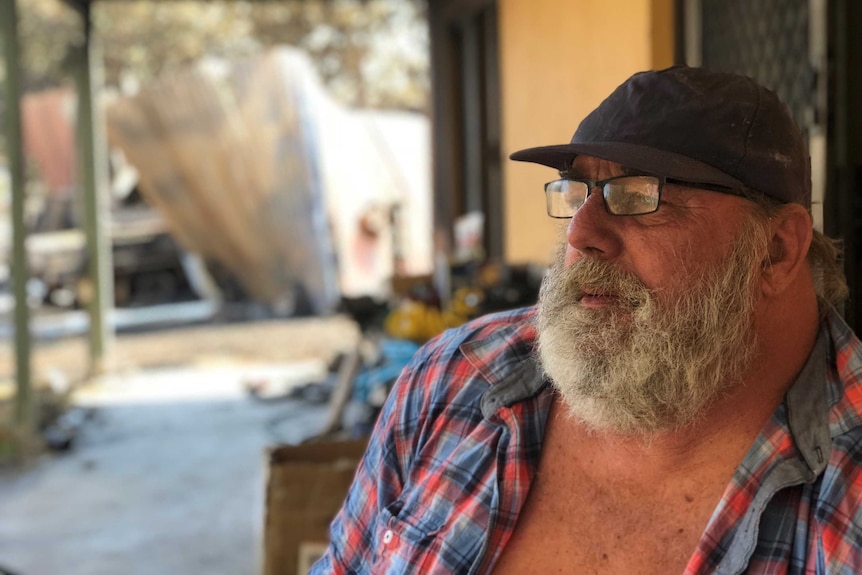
[0,314,361,389]
[0,314,363,575]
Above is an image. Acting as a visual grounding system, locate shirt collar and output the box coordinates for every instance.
[458,314,547,419]
[783,322,831,477]
[706,314,833,575]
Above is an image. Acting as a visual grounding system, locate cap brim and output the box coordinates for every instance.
[510,142,745,189]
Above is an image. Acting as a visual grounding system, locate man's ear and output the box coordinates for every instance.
[760,204,813,297]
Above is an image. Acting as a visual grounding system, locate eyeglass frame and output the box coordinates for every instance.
[544,170,756,218]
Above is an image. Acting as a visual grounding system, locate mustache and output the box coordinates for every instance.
[541,257,649,311]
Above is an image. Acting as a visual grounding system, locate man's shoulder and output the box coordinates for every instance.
[392,306,538,408]
[817,426,862,560]
[824,311,862,434]
[817,311,862,543]
[412,306,537,366]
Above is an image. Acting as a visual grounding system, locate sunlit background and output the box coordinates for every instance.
[1,1,433,574]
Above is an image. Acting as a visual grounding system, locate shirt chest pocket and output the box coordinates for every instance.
[373,424,505,572]
[371,500,444,574]
[372,479,497,574]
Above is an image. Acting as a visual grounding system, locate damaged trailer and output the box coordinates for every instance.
[104,48,432,316]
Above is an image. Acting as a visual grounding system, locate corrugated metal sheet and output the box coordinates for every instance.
[22,88,77,194]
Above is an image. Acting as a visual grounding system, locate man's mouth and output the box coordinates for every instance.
[577,288,623,309]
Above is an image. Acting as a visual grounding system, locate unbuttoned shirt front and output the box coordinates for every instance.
[311,307,862,574]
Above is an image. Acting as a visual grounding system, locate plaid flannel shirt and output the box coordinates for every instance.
[311,306,862,574]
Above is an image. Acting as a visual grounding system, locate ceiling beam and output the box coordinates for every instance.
[60,0,377,8]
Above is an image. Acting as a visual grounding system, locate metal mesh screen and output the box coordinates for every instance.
[701,0,813,134]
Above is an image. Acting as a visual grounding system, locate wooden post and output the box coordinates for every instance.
[75,4,114,374]
[0,0,33,435]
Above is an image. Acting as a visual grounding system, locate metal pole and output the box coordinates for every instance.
[76,4,114,374]
[809,0,828,232]
[0,0,33,434]
[683,0,703,67]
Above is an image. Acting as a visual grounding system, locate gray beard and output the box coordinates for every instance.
[536,221,767,434]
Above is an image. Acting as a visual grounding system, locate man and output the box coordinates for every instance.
[311,67,861,574]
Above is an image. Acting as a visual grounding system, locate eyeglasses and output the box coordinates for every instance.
[544,174,749,218]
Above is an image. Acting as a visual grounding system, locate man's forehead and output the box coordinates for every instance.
[568,155,643,177]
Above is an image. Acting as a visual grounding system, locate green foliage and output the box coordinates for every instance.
[17,0,81,92]
[13,0,429,112]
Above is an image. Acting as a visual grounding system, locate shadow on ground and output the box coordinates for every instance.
[0,364,330,575]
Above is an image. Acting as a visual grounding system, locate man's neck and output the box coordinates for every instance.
[552,386,773,483]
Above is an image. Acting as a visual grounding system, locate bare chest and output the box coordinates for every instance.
[491,417,734,575]
[490,473,717,575]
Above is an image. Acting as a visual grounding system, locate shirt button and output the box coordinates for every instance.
[382,529,394,544]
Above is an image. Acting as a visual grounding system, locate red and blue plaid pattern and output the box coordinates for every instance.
[311,307,862,574]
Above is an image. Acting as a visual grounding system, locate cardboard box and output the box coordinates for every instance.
[263,440,367,575]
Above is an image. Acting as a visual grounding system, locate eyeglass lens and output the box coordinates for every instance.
[545,176,660,217]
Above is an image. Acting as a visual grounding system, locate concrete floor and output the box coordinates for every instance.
[0,362,332,575]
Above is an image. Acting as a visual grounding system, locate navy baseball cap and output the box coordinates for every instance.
[510,66,811,208]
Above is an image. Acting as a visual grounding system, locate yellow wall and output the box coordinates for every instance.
[499,0,675,264]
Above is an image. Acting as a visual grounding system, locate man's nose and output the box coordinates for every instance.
[565,187,620,259]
